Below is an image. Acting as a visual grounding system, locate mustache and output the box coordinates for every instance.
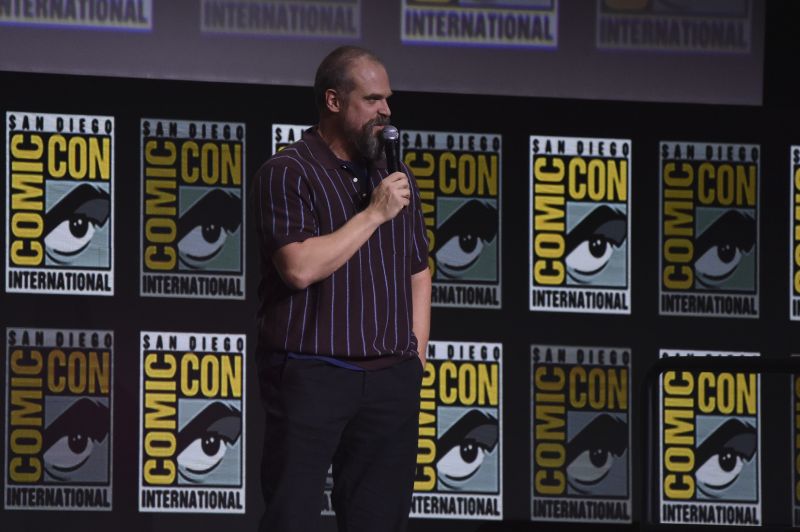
[365,116,391,129]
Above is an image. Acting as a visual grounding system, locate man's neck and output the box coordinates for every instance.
[317,121,359,163]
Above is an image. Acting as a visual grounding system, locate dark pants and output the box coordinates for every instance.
[257,353,423,532]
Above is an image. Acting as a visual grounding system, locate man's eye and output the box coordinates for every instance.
[693,209,755,287]
[177,189,241,267]
[43,184,110,263]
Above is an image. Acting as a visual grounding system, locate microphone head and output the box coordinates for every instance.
[381,125,399,142]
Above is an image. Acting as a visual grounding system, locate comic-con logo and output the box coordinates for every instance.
[140,119,245,299]
[139,332,245,513]
[659,142,759,318]
[411,341,502,520]
[271,124,309,155]
[596,0,752,53]
[531,346,631,523]
[401,0,557,48]
[403,131,501,308]
[791,146,800,320]
[5,328,113,510]
[0,0,152,29]
[659,350,761,526]
[530,136,631,314]
[201,0,360,38]
[6,112,114,295]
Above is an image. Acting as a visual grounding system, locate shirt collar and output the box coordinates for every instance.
[302,126,388,171]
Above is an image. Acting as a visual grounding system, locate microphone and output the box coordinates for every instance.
[381,125,400,173]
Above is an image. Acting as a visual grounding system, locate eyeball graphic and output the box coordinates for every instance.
[434,200,497,279]
[436,410,498,490]
[177,189,241,268]
[43,398,109,481]
[44,185,110,264]
[565,414,627,493]
[176,402,241,483]
[565,205,627,283]
[693,210,755,288]
[694,418,756,497]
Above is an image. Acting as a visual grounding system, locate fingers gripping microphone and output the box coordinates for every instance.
[381,125,400,173]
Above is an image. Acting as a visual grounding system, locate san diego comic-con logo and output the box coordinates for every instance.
[401,0,557,48]
[271,124,308,154]
[530,136,631,314]
[596,0,752,53]
[6,112,114,296]
[140,119,245,300]
[410,341,502,520]
[659,350,761,526]
[201,0,360,39]
[5,328,113,511]
[659,142,759,318]
[139,332,246,513]
[790,146,800,320]
[0,0,152,30]
[531,345,631,523]
[402,131,502,309]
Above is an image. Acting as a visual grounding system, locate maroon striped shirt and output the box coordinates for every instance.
[252,127,428,362]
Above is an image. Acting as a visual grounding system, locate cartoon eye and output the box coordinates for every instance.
[176,402,241,481]
[565,206,627,281]
[565,414,627,493]
[177,189,241,267]
[436,410,498,489]
[693,210,755,287]
[694,418,756,497]
[434,200,497,278]
[43,185,110,263]
[42,398,109,480]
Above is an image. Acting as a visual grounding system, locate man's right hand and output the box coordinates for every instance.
[367,171,410,223]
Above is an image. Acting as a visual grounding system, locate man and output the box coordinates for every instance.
[252,46,431,532]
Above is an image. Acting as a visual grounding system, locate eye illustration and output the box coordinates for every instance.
[693,210,755,288]
[43,398,109,481]
[44,185,110,264]
[565,206,627,282]
[177,402,241,483]
[436,410,498,489]
[694,418,756,497]
[435,200,497,278]
[177,189,241,268]
[565,414,627,493]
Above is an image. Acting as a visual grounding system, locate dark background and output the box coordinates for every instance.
[3,0,800,530]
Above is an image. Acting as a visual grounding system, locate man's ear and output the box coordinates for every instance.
[325,88,343,114]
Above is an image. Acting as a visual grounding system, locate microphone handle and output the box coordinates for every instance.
[385,139,400,173]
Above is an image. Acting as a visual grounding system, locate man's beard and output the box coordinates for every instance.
[351,116,389,161]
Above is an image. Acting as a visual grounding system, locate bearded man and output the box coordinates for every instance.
[252,46,431,532]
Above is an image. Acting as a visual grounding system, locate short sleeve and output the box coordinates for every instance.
[252,160,317,257]
[403,161,430,275]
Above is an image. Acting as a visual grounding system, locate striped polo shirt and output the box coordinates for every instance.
[252,127,429,364]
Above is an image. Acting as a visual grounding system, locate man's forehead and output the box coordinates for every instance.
[347,57,390,90]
